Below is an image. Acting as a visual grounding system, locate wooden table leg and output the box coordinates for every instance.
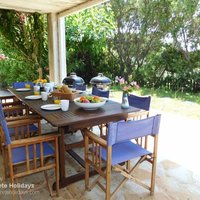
[53,127,100,190]
[58,127,66,179]
[53,127,68,190]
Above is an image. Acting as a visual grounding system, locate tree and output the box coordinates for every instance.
[168,0,200,62]
[108,0,171,81]
[141,0,200,91]
[65,3,116,83]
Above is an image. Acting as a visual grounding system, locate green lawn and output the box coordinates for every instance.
[110,87,200,120]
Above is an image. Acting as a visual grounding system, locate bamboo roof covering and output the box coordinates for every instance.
[0,0,108,16]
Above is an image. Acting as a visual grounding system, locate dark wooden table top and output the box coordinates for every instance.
[9,88,140,129]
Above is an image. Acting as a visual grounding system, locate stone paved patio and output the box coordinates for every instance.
[0,109,200,200]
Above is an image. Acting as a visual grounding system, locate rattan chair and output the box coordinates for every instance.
[84,115,161,200]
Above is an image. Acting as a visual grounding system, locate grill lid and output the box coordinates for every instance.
[90,73,111,85]
[62,72,85,86]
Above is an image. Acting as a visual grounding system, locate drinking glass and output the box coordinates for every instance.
[60,100,69,111]
[41,92,48,101]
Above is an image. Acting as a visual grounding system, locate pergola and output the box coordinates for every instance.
[0,0,108,83]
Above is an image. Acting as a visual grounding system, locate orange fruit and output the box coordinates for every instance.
[80,96,86,102]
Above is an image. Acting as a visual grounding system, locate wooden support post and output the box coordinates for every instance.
[47,13,66,84]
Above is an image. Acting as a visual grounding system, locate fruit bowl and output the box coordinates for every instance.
[74,96,106,110]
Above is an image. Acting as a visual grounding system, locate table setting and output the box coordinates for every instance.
[11,80,110,113]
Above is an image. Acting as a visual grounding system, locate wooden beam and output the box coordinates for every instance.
[58,0,109,18]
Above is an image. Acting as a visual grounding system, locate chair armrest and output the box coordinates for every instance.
[3,105,27,111]
[7,118,41,128]
[84,128,107,147]
[10,133,60,148]
[6,114,42,122]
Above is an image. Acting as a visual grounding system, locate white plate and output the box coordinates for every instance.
[25,95,41,100]
[41,104,61,111]
[16,88,31,92]
[74,97,106,110]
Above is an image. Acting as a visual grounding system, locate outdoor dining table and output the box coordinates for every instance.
[8,87,141,189]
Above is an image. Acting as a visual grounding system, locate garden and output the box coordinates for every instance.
[0,0,200,118]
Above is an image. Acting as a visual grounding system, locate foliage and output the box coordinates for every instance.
[65,3,116,83]
[139,44,200,92]
[169,0,200,55]
[0,10,48,85]
[0,1,200,94]
[108,0,171,81]
[0,33,38,86]
[107,0,200,92]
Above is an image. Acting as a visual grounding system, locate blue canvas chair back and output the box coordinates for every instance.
[128,94,151,111]
[0,104,11,145]
[107,114,161,146]
[75,84,86,91]
[92,86,109,98]
[12,82,34,88]
[0,103,5,119]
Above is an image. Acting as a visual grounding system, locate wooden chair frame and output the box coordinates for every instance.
[99,110,149,139]
[3,103,28,117]
[127,110,150,147]
[99,94,151,139]
[2,101,22,107]
[126,95,151,148]
[3,101,39,118]
[1,103,42,147]
[0,103,42,155]
[10,134,59,196]
[1,117,42,179]
[84,128,159,200]
[1,125,59,199]
[91,86,110,137]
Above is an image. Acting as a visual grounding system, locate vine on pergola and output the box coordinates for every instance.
[0,10,48,77]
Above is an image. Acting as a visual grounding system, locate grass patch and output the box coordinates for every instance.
[110,86,200,120]
[140,88,200,104]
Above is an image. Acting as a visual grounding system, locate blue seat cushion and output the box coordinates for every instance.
[9,124,38,137]
[101,141,151,165]
[12,142,55,164]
